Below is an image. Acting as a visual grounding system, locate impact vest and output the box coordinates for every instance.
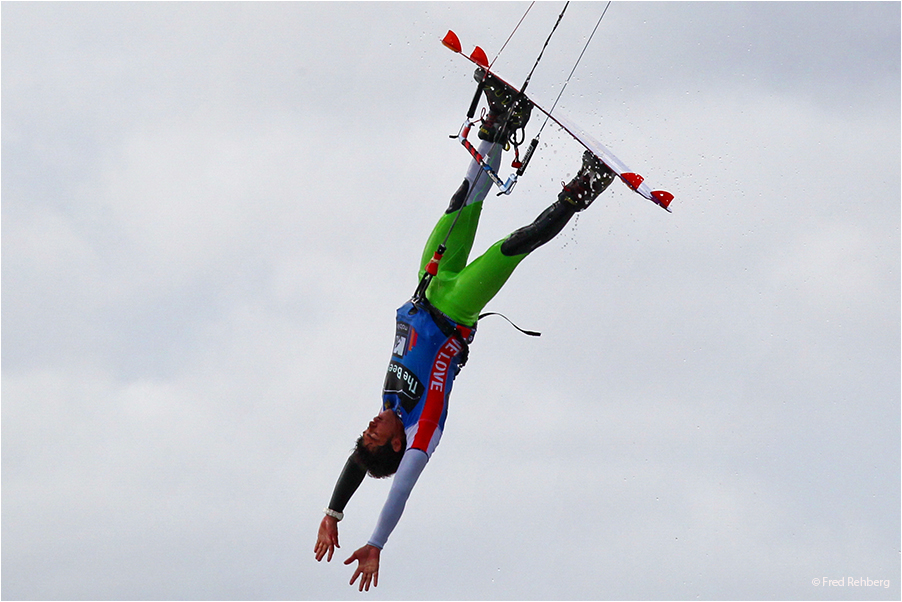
[381,298,475,457]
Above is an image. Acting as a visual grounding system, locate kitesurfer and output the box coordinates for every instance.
[314,70,615,592]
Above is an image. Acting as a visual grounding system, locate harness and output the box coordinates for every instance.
[410,292,541,374]
[410,295,473,371]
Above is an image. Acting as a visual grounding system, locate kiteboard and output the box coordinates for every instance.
[442,30,673,212]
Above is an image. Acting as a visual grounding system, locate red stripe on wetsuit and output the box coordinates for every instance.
[410,336,464,452]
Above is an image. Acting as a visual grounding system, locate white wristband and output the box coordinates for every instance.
[323,507,344,521]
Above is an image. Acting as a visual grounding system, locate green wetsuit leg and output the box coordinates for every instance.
[418,201,484,277]
[420,200,507,327]
[419,138,502,276]
[428,240,527,326]
[416,139,579,327]
[427,199,579,326]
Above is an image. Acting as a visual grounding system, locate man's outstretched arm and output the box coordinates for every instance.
[344,449,429,589]
[315,456,366,562]
[367,448,429,549]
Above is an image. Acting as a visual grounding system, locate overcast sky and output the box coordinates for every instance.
[3,2,900,600]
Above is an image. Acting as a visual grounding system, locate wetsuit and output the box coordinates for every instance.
[326,138,581,550]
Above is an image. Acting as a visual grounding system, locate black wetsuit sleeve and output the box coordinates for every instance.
[328,456,367,513]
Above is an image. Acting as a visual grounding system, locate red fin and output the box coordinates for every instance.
[470,46,489,68]
[652,190,674,209]
[620,172,644,190]
[442,30,462,53]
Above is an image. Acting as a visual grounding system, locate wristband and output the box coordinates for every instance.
[323,507,344,521]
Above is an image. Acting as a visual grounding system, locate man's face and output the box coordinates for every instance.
[361,409,403,452]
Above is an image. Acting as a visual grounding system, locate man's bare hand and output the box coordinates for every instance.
[345,544,381,591]
[314,515,340,562]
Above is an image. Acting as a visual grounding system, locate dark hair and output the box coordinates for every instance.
[353,435,406,478]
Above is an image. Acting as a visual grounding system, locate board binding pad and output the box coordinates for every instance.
[443,30,673,212]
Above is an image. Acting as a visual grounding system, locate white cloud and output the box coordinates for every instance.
[3,2,899,600]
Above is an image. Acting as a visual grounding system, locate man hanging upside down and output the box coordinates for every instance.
[314,70,616,591]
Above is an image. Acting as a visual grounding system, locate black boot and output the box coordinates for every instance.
[558,151,615,211]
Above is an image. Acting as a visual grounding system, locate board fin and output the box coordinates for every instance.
[470,46,489,68]
[651,190,674,210]
[442,30,462,54]
[620,172,644,190]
